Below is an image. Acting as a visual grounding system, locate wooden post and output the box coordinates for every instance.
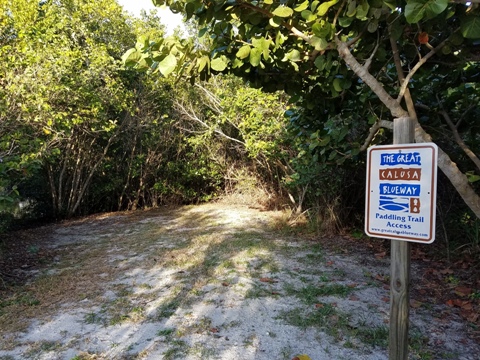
[389,117,414,359]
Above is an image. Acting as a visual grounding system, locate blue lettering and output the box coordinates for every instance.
[380,152,421,166]
[379,183,421,197]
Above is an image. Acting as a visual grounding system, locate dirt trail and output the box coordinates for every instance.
[0,204,478,359]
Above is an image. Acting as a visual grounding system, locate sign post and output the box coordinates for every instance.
[365,118,438,360]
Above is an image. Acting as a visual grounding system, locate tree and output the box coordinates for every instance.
[0,0,135,217]
[124,0,480,218]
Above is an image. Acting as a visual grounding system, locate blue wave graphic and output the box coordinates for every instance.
[378,196,409,212]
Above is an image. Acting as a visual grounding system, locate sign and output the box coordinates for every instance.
[365,143,438,243]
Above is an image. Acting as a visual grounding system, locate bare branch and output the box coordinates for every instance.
[195,83,222,112]
[333,0,347,27]
[335,37,408,118]
[360,120,394,152]
[389,26,417,118]
[364,34,380,71]
[437,100,480,172]
[456,103,478,129]
[397,34,452,103]
[174,100,246,146]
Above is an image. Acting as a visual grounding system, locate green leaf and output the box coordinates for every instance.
[384,0,397,11]
[355,1,370,20]
[275,31,286,49]
[317,0,339,16]
[185,2,196,19]
[198,56,210,72]
[272,6,294,18]
[211,57,228,71]
[310,36,328,51]
[449,32,464,46]
[136,35,149,51]
[368,21,378,33]
[122,48,141,67]
[314,55,326,70]
[312,21,332,38]
[319,136,331,146]
[198,28,208,38]
[347,0,357,17]
[249,47,262,66]
[232,57,244,69]
[294,0,310,12]
[333,78,343,92]
[461,16,480,39]
[284,49,302,62]
[466,171,480,183]
[390,23,404,41]
[338,17,354,27]
[158,54,177,76]
[236,45,251,59]
[269,17,282,27]
[301,10,317,22]
[249,12,264,25]
[252,37,271,52]
[405,0,448,24]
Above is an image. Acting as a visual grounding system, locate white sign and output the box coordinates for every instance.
[365,143,438,243]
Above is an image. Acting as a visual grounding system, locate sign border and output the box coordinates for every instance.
[365,143,438,244]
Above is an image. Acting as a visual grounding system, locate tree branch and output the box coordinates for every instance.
[438,108,480,172]
[396,35,451,103]
[389,26,417,118]
[333,0,347,27]
[174,100,246,146]
[335,37,408,118]
[455,103,477,129]
[360,119,394,152]
[364,34,380,71]
[195,83,223,113]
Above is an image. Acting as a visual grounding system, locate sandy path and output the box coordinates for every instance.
[0,204,478,359]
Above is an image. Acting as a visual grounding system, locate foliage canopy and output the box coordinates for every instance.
[125,0,480,218]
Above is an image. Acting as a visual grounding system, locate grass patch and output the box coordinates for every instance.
[354,326,389,347]
[189,316,213,334]
[243,283,274,299]
[157,328,176,337]
[1,292,40,309]
[25,341,62,358]
[163,340,188,360]
[83,312,103,325]
[279,303,339,329]
[285,283,354,304]
[68,352,100,360]
[408,330,446,359]
[280,304,388,348]
[156,299,181,319]
[298,244,324,264]
[189,343,217,358]
[95,292,146,325]
[280,304,441,354]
